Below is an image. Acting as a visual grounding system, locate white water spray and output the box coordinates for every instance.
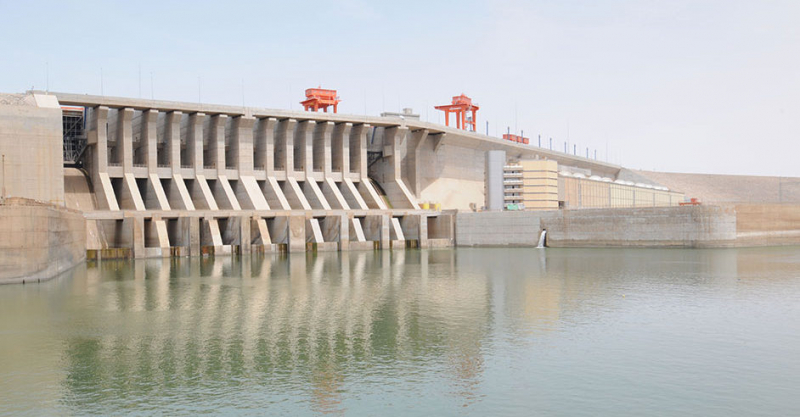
[537,230,547,248]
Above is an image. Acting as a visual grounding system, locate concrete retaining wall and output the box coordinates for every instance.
[456,211,555,246]
[542,206,737,248]
[457,206,742,248]
[0,199,86,284]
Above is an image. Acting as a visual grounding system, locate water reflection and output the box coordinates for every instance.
[2,247,800,415]
[55,250,492,414]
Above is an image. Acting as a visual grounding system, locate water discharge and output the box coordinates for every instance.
[1,247,800,416]
[537,229,547,248]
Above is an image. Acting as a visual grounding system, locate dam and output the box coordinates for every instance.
[0,90,627,273]
[3,89,799,284]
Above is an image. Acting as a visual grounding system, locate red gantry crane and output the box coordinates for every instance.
[301,87,341,113]
[435,94,479,131]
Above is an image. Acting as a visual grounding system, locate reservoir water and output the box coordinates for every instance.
[1,247,799,416]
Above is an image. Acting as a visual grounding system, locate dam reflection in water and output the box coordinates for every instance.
[60,250,493,415]
[2,247,800,415]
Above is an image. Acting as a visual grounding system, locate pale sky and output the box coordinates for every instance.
[1,0,798,176]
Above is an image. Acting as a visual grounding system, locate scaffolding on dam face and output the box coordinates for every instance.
[62,106,86,166]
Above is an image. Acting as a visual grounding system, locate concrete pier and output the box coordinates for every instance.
[83,209,437,259]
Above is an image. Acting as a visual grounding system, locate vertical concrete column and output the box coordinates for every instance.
[407,129,428,197]
[205,114,227,172]
[142,109,159,173]
[187,113,205,169]
[363,126,415,209]
[167,111,182,174]
[332,122,351,174]
[87,106,119,211]
[232,116,256,174]
[349,124,369,178]
[313,121,333,174]
[378,126,418,209]
[115,108,147,212]
[129,215,145,258]
[418,214,428,248]
[88,106,109,173]
[382,126,406,181]
[176,216,198,255]
[189,216,200,256]
[118,108,135,173]
[294,120,315,174]
[258,118,289,210]
[337,214,349,251]
[274,119,296,173]
[288,215,306,253]
[254,117,276,173]
[380,214,390,250]
[214,114,228,173]
[239,215,251,254]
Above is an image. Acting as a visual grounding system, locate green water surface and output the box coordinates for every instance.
[1,247,799,416]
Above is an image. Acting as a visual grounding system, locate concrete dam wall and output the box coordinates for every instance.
[51,92,495,258]
[0,89,659,282]
[47,91,623,259]
[3,89,622,280]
